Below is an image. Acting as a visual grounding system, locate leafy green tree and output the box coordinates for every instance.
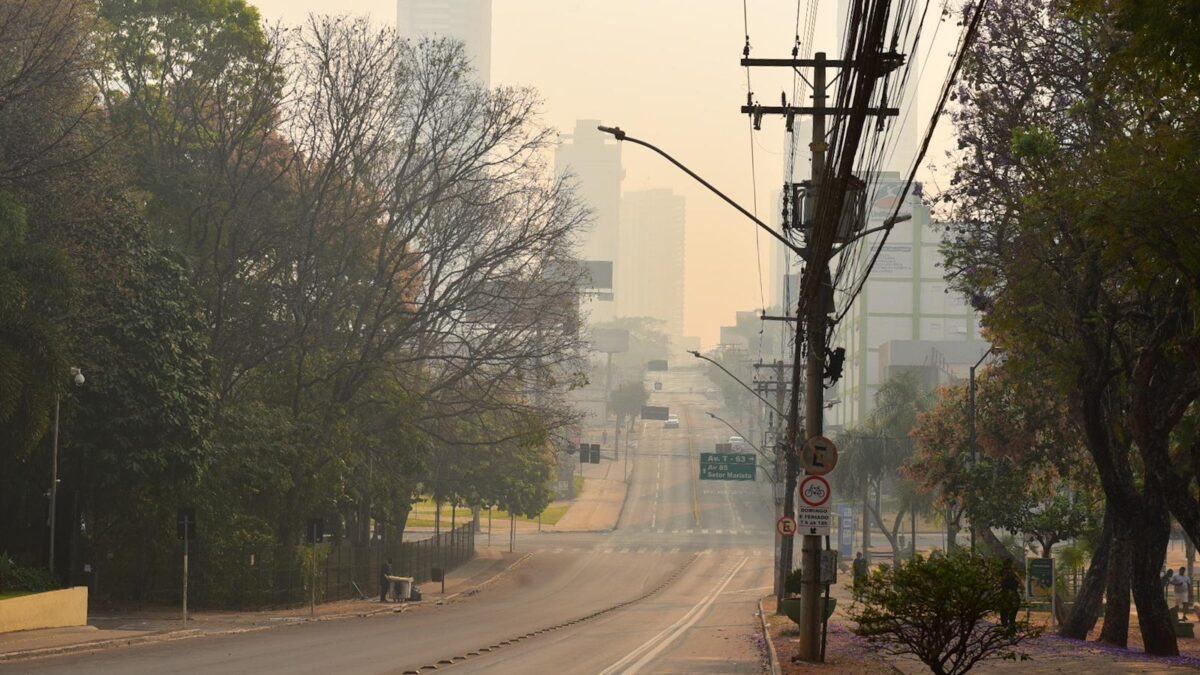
[849,550,1041,675]
[0,194,76,458]
[941,0,1198,653]
[610,380,648,425]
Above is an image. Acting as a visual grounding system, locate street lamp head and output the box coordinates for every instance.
[70,367,84,386]
[688,350,701,358]
[596,125,626,141]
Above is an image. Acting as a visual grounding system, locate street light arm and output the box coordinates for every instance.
[706,412,778,481]
[689,350,783,417]
[597,125,805,258]
[830,214,912,256]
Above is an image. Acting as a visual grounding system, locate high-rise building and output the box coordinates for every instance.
[555,120,623,322]
[618,189,685,342]
[396,0,491,86]
[828,173,988,431]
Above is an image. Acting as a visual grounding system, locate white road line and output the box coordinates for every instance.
[599,557,749,675]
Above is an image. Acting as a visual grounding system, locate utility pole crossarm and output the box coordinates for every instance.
[741,105,900,117]
[740,53,904,70]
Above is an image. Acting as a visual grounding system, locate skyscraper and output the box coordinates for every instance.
[555,120,623,322]
[618,189,686,342]
[396,0,492,86]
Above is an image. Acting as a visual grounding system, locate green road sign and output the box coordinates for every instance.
[700,452,756,481]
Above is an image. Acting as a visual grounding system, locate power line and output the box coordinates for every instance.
[834,0,991,324]
[743,0,767,316]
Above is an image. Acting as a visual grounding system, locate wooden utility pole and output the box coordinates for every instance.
[743,41,900,660]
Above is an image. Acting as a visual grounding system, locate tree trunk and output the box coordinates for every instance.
[1100,519,1130,647]
[1127,480,1178,656]
[1060,510,1111,639]
[945,504,959,553]
[862,482,872,564]
[979,526,1013,560]
[867,498,902,568]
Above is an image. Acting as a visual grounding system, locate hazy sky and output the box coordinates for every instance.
[251,1,956,349]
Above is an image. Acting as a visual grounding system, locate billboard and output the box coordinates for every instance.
[590,328,629,353]
[641,405,670,420]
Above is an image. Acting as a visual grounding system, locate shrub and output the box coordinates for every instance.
[847,550,1041,675]
[0,552,58,594]
[785,566,805,595]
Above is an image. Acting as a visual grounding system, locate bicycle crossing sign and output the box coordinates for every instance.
[799,475,832,508]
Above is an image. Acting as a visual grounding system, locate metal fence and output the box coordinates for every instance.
[113,524,475,610]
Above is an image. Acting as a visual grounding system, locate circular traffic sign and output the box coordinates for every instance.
[776,515,797,538]
[801,435,839,475]
[799,475,832,508]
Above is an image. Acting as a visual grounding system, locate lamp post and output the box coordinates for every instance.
[49,366,84,574]
[688,350,782,418]
[968,347,999,552]
[705,411,777,481]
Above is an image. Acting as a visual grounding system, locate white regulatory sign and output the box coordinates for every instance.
[797,506,831,536]
[799,475,832,508]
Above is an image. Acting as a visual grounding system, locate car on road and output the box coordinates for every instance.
[728,435,745,447]
[664,415,680,429]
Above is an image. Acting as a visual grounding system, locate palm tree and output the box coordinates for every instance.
[833,371,934,566]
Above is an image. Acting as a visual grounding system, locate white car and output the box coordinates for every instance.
[728,435,745,447]
[665,415,680,429]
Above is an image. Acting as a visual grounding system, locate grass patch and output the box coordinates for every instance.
[406,503,573,530]
[574,475,585,495]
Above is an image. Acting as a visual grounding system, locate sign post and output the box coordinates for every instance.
[176,507,196,626]
[306,518,323,617]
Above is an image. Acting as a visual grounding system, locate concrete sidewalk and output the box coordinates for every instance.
[549,447,628,533]
[0,548,527,663]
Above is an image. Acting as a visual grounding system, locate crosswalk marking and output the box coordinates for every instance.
[532,546,773,558]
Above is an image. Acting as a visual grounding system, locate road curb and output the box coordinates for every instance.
[0,628,204,663]
[0,553,527,663]
[758,598,782,675]
[439,552,532,602]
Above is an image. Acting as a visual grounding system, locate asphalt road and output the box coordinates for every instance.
[6,369,779,674]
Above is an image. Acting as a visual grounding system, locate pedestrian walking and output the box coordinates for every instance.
[380,558,393,603]
[1171,566,1191,620]
[1000,561,1021,628]
[852,551,869,589]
